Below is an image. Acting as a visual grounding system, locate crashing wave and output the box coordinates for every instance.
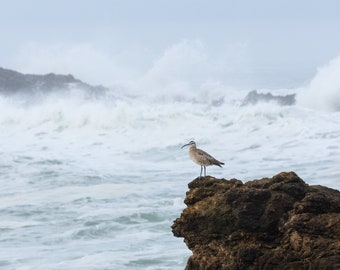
[296,55,340,111]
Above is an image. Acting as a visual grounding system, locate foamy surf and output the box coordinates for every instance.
[1,55,340,269]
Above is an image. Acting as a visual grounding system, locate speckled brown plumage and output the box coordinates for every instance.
[182,141,224,178]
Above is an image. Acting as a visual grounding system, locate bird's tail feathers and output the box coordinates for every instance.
[216,161,224,167]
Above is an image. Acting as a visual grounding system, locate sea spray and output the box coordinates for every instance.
[1,57,340,269]
[297,54,340,111]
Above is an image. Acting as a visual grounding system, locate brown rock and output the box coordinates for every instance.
[172,172,340,270]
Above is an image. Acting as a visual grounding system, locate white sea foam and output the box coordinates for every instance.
[297,54,340,111]
[0,86,339,186]
[1,54,340,269]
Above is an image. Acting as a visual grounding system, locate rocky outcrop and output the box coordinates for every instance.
[172,172,340,270]
[242,90,296,106]
[0,67,107,95]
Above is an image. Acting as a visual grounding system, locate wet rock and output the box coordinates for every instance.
[172,172,340,270]
[0,67,107,95]
[242,90,296,106]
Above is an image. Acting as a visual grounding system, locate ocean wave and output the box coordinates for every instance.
[297,54,340,111]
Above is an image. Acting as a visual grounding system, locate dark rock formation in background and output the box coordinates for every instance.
[242,90,296,106]
[172,172,340,270]
[0,67,107,95]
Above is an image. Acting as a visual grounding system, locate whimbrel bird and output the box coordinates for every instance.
[181,141,224,178]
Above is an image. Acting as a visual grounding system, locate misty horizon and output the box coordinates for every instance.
[1,1,340,89]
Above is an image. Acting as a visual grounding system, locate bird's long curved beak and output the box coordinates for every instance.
[181,143,190,149]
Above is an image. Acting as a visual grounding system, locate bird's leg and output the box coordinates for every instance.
[203,166,207,191]
[200,166,203,179]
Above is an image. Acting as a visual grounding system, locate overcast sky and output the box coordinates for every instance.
[1,0,340,88]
